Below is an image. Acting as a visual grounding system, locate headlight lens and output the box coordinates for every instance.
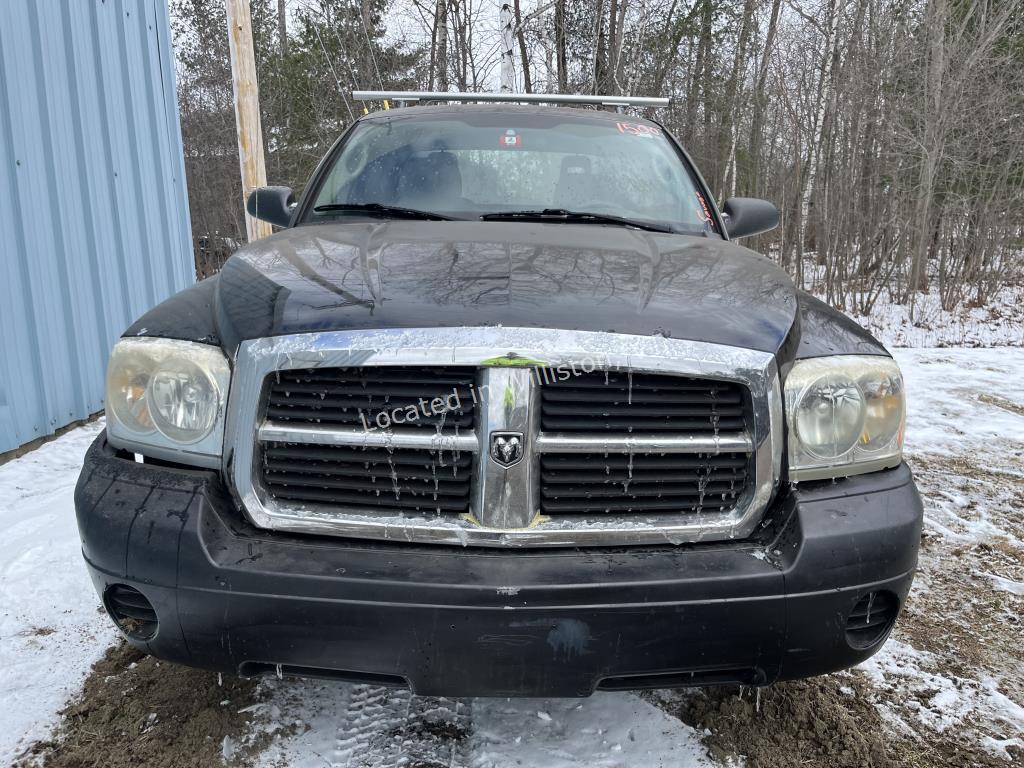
[106,338,230,464]
[149,361,220,442]
[107,349,155,434]
[785,356,904,481]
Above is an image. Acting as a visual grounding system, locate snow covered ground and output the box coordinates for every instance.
[245,682,717,767]
[2,347,1022,766]
[846,285,1024,349]
[0,420,118,765]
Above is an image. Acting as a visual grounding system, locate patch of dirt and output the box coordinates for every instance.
[665,676,1012,768]
[899,550,1022,678]
[665,679,890,767]
[903,453,1024,693]
[20,642,271,768]
[391,718,469,742]
[652,447,1024,767]
[977,393,1024,418]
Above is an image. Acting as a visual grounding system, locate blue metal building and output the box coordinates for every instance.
[0,0,193,453]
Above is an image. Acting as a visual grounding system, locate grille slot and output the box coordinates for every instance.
[539,452,748,515]
[541,371,746,432]
[104,584,158,640]
[266,367,476,429]
[262,442,472,514]
[845,591,899,649]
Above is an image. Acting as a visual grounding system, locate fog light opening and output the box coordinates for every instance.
[845,590,898,650]
[104,584,158,641]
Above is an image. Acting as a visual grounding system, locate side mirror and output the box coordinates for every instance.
[246,186,295,228]
[721,197,779,239]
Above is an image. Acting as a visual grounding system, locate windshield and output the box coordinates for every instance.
[306,111,716,234]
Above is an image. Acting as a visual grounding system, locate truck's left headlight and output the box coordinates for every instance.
[106,338,230,467]
[785,355,904,482]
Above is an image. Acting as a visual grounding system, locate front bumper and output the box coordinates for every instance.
[76,433,922,697]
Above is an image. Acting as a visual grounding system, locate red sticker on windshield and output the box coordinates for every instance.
[500,130,522,147]
[696,192,713,222]
[696,192,712,222]
[616,122,661,137]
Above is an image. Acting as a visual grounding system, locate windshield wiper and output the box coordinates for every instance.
[313,203,456,221]
[480,209,674,233]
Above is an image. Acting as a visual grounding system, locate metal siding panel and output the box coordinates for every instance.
[116,0,163,302]
[0,0,193,453]
[0,0,58,448]
[0,4,45,448]
[152,0,195,291]
[95,0,155,321]
[61,0,123,392]
[131,0,178,295]
[82,0,137,335]
[29,0,89,427]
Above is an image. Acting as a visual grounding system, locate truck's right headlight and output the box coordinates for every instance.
[106,338,230,467]
[784,355,904,482]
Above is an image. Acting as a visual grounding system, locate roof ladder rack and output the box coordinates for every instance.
[352,91,671,110]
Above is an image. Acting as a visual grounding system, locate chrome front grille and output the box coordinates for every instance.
[228,327,782,547]
[261,443,473,513]
[260,366,476,518]
[540,371,746,432]
[538,451,749,515]
[535,371,751,518]
[266,367,476,429]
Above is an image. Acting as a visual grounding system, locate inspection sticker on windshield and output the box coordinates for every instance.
[616,122,661,137]
[500,130,522,147]
[696,192,713,222]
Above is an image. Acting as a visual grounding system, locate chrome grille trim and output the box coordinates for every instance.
[533,433,752,454]
[472,367,538,529]
[258,422,480,452]
[225,327,782,547]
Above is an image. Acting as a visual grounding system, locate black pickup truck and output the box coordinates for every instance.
[77,99,921,697]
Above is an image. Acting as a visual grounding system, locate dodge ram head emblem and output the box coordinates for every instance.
[489,432,524,468]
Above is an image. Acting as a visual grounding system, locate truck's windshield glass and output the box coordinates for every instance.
[307,111,714,234]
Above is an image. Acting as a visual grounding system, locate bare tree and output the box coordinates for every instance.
[172,0,1024,314]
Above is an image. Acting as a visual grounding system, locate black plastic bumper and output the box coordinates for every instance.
[76,433,922,697]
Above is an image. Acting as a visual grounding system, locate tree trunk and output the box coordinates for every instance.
[512,0,532,92]
[500,2,514,91]
[593,0,606,93]
[435,0,448,90]
[651,0,686,95]
[748,0,781,198]
[685,1,713,141]
[277,0,288,58]
[427,2,439,89]
[447,0,470,89]
[555,0,567,92]
[610,0,628,91]
[909,0,949,300]
[718,0,755,197]
[798,0,840,257]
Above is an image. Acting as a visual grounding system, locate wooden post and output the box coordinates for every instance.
[225,0,272,242]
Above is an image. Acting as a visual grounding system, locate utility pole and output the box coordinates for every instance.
[277,0,289,58]
[499,2,514,92]
[225,0,272,242]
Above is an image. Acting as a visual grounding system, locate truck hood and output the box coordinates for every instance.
[215,221,797,353]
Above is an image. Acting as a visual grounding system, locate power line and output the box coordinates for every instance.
[360,8,385,89]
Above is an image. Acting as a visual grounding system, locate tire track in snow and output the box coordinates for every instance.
[254,678,713,767]
[332,685,472,768]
